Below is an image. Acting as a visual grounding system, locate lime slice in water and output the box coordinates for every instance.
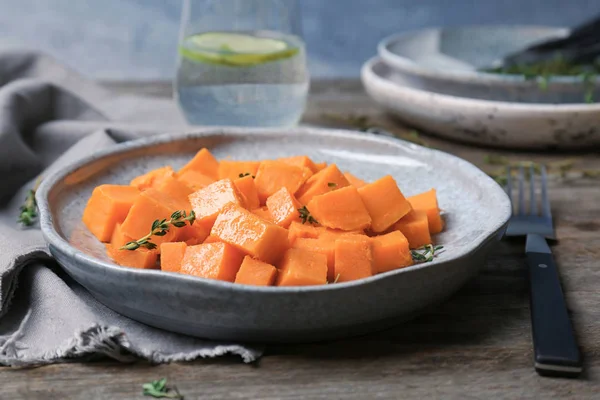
[179,32,299,67]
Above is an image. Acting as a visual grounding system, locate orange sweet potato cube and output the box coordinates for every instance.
[277,155,320,173]
[251,206,273,222]
[358,175,412,233]
[211,203,289,264]
[160,242,188,273]
[334,236,374,282]
[344,172,367,188]
[82,185,140,242]
[408,189,444,234]
[292,237,336,281]
[120,189,187,247]
[180,242,244,282]
[254,160,312,204]
[266,187,302,228]
[106,244,158,269]
[178,148,219,180]
[296,164,350,205]
[276,248,328,286]
[189,179,246,232]
[177,170,215,191]
[179,221,211,246]
[306,186,372,231]
[234,256,278,286]
[203,235,221,244]
[218,160,261,181]
[233,175,260,210]
[154,175,193,207]
[371,231,413,273]
[130,166,175,190]
[394,210,432,249]
[314,162,327,171]
[110,223,134,248]
[288,221,320,245]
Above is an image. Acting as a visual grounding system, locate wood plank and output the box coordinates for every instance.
[2,79,599,399]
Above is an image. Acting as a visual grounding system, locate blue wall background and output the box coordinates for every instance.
[0,0,597,79]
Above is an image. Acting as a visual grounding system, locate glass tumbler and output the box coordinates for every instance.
[175,0,309,127]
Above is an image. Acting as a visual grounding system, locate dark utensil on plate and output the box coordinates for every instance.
[505,165,582,377]
[493,14,600,69]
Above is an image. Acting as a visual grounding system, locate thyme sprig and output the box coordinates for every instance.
[18,178,42,227]
[411,245,444,263]
[142,378,183,399]
[121,210,195,251]
[298,206,318,225]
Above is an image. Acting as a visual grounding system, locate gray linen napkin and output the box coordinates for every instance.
[0,50,263,366]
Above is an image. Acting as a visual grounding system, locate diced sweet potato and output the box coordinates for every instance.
[180,242,244,282]
[233,175,260,210]
[121,189,187,247]
[296,164,350,204]
[130,166,175,191]
[160,242,187,273]
[276,248,328,286]
[179,221,211,246]
[235,256,277,286]
[334,236,374,282]
[107,244,158,269]
[277,155,320,173]
[178,148,219,180]
[358,175,412,233]
[254,161,312,204]
[288,221,320,245]
[306,186,372,231]
[314,162,327,171]
[110,222,133,248]
[317,227,366,240]
[177,170,215,191]
[154,175,193,207]
[371,231,412,273]
[251,206,273,222]
[218,160,261,181]
[203,235,221,244]
[292,237,336,281]
[211,203,289,264]
[394,210,432,249]
[82,185,140,242]
[265,187,302,228]
[408,189,444,234]
[344,172,367,188]
[189,178,246,232]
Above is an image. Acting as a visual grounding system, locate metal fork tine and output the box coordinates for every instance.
[518,165,525,215]
[541,164,551,217]
[506,166,513,213]
[529,165,538,215]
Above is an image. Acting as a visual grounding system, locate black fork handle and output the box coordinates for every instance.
[526,234,582,377]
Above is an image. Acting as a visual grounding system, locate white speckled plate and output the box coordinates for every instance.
[363,57,600,150]
[378,25,600,104]
[37,128,510,342]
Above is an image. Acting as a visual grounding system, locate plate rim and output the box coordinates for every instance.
[37,127,511,293]
[363,56,600,111]
[377,25,600,85]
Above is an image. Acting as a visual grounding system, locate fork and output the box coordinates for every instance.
[505,165,582,377]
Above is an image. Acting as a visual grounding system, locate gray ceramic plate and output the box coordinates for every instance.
[37,128,511,343]
[363,57,600,150]
[378,26,600,104]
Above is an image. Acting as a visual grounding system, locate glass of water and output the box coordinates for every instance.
[175,0,309,127]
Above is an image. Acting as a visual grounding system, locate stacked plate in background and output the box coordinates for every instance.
[361,26,600,149]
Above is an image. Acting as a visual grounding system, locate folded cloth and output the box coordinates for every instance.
[0,50,263,366]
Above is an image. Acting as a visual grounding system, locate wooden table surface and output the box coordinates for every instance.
[3,80,599,399]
